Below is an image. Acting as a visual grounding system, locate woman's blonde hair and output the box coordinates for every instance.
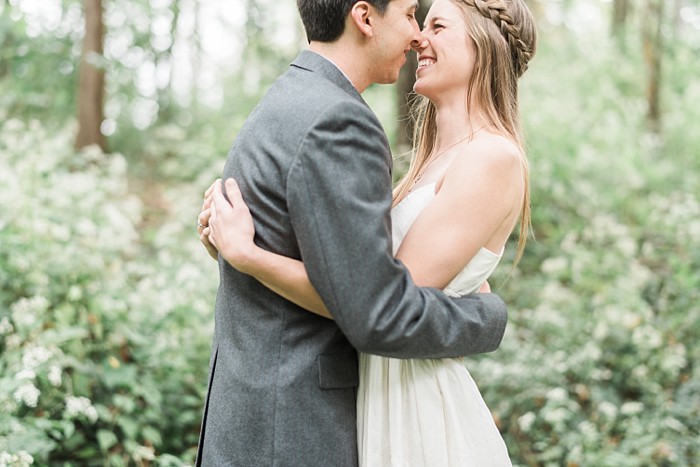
[392,0,537,265]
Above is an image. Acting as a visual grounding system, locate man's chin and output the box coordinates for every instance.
[377,70,402,86]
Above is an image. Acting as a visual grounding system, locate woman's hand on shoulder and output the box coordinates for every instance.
[206,178,260,274]
[198,179,221,260]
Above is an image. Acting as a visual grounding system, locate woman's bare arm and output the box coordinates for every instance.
[206,179,333,318]
[205,139,522,320]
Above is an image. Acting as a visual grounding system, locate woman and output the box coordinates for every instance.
[201,0,536,464]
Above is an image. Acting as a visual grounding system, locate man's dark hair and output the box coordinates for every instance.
[297,0,391,42]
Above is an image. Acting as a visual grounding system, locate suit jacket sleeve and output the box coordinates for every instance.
[286,101,507,358]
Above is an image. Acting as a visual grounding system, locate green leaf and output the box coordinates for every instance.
[97,429,119,452]
[142,425,163,445]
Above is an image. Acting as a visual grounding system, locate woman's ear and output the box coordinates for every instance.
[349,1,374,37]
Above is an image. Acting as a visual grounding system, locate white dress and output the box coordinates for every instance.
[357,183,512,467]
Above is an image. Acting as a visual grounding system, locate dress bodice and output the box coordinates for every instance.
[359,183,513,466]
[391,183,503,297]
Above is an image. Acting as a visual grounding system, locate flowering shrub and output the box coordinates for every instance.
[0,119,217,465]
[468,31,700,466]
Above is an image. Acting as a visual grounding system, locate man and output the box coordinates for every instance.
[195,0,508,465]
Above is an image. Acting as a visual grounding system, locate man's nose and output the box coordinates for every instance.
[408,18,424,50]
[411,34,428,52]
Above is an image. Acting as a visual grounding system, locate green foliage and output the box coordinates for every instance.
[0,119,217,465]
[468,25,700,467]
[0,2,81,124]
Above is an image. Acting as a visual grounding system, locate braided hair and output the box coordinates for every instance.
[466,0,535,77]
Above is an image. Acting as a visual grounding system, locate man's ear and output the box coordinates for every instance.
[349,1,374,37]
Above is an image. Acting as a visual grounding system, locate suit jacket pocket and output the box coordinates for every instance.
[317,352,359,389]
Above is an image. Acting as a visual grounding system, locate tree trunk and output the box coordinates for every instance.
[74,0,107,151]
[395,0,431,156]
[642,0,664,133]
[612,0,630,34]
[0,4,12,79]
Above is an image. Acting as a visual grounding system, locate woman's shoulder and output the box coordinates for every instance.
[436,132,524,221]
[449,132,522,179]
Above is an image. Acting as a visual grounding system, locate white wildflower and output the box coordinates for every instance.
[627,261,652,287]
[621,311,642,330]
[577,421,597,437]
[109,153,128,177]
[598,401,618,419]
[661,344,687,373]
[67,285,83,301]
[632,365,649,379]
[14,369,36,381]
[48,365,62,387]
[4,118,24,131]
[12,296,50,315]
[582,342,602,361]
[633,325,662,349]
[132,445,155,462]
[22,346,53,369]
[65,396,98,423]
[663,417,687,433]
[518,412,536,432]
[543,407,569,425]
[75,219,97,238]
[591,368,613,381]
[5,335,22,350]
[620,401,644,416]
[49,223,71,242]
[17,452,33,466]
[593,322,608,340]
[11,308,35,329]
[13,383,40,407]
[1,398,18,414]
[0,317,13,334]
[539,282,576,305]
[80,143,104,158]
[546,387,568,403]
[11,296,49,329]
[688,219,700,239]
[541,257,568,275]
[615,236,637,257]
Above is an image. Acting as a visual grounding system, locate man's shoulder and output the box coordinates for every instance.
[248,69,378,136]
[271,66,367,111]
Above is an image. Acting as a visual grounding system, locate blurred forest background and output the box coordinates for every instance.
[1,0,699,465]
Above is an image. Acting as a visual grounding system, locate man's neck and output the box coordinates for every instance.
[309,41,371,93]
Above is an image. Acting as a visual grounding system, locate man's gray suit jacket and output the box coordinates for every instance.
[196,50,508,466]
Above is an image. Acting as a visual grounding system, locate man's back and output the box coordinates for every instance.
[196,51,381,467]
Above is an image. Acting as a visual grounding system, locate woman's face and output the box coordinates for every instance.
[413,0,476,103]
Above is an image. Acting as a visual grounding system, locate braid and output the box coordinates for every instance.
[465,0,534,76]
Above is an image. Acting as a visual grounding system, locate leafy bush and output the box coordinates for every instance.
[0,119,217,466]
[469,28,700,466]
